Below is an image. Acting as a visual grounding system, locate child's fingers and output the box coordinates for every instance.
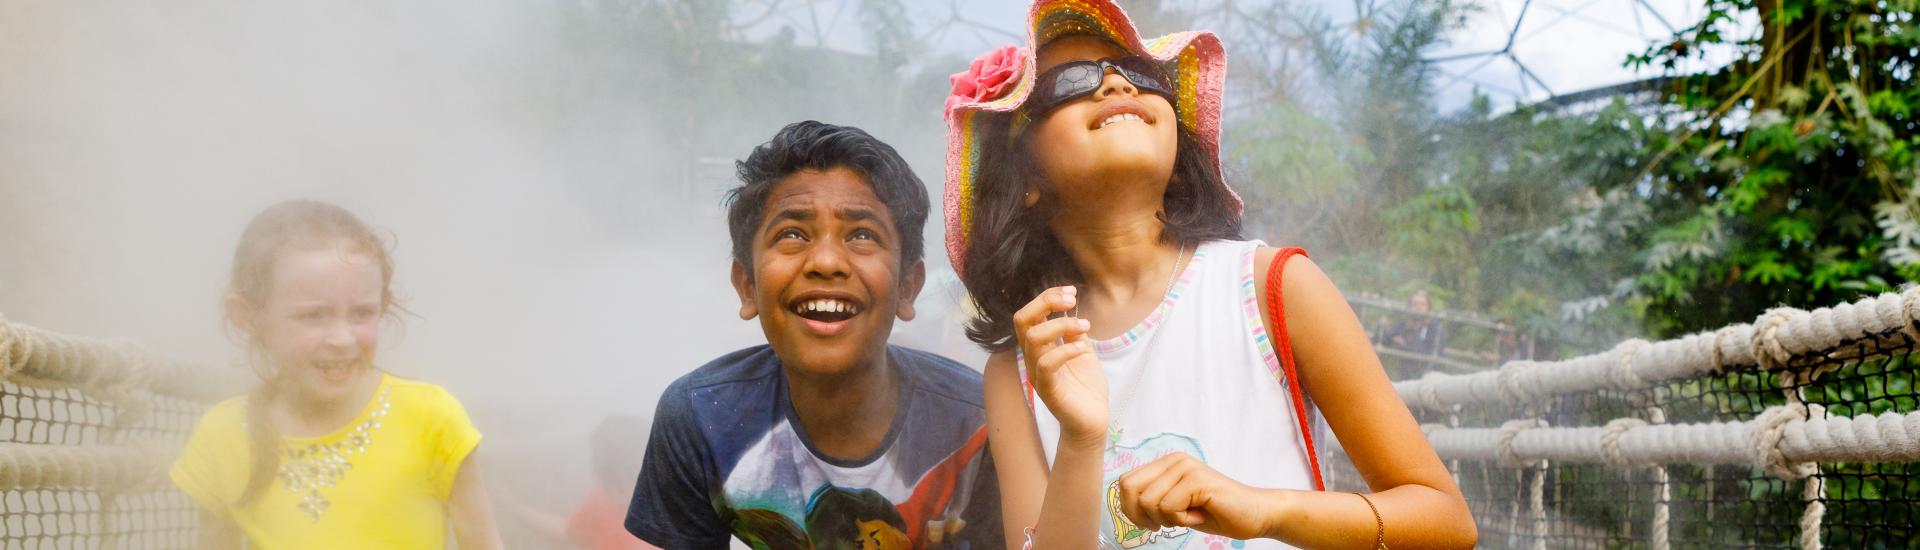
[1025,316,1091,346]
[1149,478,1207,528]
[1116,452,1181,492]
[1018,337,1060,370]
[1031,340,1092,379]
[1168,507,1208,528]
[1120,480,1168,530]
[1011,286,1077,332]
[1121,453,1211,530]
[1116,458,1174,529]
[1136,464,1195,529]
[1013,287,1082,373]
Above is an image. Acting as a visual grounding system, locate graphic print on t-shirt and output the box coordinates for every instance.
[730,485,909,549]
[627,346,1001,549]
[1104,433,1207,549]
[722,419,989,549]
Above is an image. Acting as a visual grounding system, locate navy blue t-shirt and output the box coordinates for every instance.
[626,345,1001,549]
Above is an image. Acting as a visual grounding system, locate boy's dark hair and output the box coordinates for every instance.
[961,114,1243,352]
[725,121,930,275]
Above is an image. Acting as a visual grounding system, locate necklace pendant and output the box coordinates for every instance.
[1107,423,1123,446]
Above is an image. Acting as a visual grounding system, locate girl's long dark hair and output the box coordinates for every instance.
[962,112,1244,352]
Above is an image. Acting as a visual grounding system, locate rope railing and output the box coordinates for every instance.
[1326,288,1920,549]
[7,289,1920,549]
[0,314,219,548]
[1392,286,1920,412]
[1420,406,1920,468]
[0,315,238,404]
[0,442,174,491]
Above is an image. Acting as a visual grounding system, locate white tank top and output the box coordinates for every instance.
[1021,239,1322,550]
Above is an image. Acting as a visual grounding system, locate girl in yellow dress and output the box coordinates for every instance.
[170,199,504,549]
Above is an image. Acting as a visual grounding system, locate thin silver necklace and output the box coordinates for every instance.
[1079,242,1187,446]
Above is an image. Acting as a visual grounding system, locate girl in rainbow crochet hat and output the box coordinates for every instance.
[943,1,1476,548]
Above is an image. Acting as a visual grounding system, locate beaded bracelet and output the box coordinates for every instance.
[1354,492,1388,549]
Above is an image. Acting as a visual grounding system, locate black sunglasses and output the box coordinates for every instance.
[1026,56,1175,116]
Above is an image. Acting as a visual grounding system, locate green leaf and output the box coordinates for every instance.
[1808,246,1867,290]
[1780,86,1813,109]
[1769,217,1816,243]
[1726,182,1768,213]
[1744,256,1804,284]
[1869,90,1912,118]
[1773,3,1806,25]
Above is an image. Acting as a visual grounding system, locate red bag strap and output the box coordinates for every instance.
[1266,247,1327,491]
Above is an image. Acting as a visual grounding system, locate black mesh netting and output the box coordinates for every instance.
[0,380,204,549]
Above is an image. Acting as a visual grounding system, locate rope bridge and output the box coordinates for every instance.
[0,315,233,549]
[9,286,1920,548]
[1322,288,1920,549]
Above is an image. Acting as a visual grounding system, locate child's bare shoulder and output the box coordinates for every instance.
[1252,247,1339,299]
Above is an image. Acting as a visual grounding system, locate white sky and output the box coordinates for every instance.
[736,0,1751,112]
[1424,0,1745,109]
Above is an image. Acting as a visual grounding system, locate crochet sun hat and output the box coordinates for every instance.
[941,0,1239,278]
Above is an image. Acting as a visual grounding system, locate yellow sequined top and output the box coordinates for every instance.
[170,373,482,549]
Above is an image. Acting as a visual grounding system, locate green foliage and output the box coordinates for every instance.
[1301,0,1920,346]
[1241,0,1665,353]
[1254,0,1919,360]
[1227,103,1365,203]
[1615,0,1920,334]
[1227,0,1920,541]
[1384,184,1479,283]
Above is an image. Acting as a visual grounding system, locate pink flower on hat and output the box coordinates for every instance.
[945,44,1027,114]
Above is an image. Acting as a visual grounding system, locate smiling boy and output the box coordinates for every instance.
[625,121,1001,549]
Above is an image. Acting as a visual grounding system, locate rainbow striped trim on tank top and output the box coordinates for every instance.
[1090,245,1210,354]
[1239,245,1286,387]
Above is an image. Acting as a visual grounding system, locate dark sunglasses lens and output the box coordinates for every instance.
[1115,58,1171,95]
[1030,58,1174,114]
[1036,62,1103,112]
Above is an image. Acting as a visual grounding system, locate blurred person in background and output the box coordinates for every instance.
[170,199,504,549]
[511,415,658,550]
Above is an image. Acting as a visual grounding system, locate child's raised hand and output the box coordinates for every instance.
[1115,452,1285,540]
[1014,286,1109,448]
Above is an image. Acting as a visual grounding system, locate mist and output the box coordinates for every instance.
[0,0,920,517]
[0,0,1703,546]
[0,0,1633,485]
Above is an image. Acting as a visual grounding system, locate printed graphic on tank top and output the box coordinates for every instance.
[1020,240,1325,550]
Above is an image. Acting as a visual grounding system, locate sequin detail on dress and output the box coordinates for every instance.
[277,388,393,522]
